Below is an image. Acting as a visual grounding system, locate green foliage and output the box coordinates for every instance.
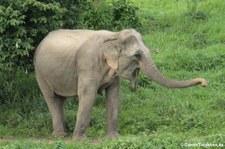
[57,0,140,30]
[112,0,140,30]
[186,0,207,20]
[0,0,66,71]
[0,141,47,149]
[0,71,44,112]
[160,47,225,72]
[53,140,66,149]
[102,134,184,148]
[186,0,199,16]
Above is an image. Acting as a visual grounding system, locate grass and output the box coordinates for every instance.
[1,0,225,148]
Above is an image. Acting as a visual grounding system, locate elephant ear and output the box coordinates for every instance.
[102,40,120,70]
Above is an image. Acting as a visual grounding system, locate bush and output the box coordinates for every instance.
[112,0,140,30]
[0,71,43,112]
[58,0,141,30]
[0,0,66,72]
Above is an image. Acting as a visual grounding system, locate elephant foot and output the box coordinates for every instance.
[52,131,67,137]
[107,132,120,139]
[73,135,86,142]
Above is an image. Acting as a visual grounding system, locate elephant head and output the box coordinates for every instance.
[103,29,207,89]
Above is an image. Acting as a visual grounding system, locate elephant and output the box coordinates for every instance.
[34,29,207,140]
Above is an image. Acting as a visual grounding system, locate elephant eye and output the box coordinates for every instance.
[134,51,142,60]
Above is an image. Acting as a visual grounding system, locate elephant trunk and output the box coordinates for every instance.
[140,55,207,88]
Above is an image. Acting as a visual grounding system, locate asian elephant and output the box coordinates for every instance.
[34,29,207,140]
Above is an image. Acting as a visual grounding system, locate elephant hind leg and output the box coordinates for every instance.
[51,94,67,137]
[35,72,66,136]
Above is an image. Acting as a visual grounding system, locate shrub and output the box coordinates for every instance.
[112,0,141,30]
[0,0,66,72]
[57,0,141,30]
[0,71,43,112]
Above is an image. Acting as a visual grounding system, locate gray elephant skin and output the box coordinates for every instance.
[34,29,207,140]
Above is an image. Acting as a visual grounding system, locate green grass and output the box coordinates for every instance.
[1,0,225,148]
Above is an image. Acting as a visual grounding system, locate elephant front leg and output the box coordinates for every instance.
[105,77,120,138]
[73,86,97,141]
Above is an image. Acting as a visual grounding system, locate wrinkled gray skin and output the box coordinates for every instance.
[34,29,207,140]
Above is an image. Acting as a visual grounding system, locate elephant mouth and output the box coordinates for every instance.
[130,68,140,91]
